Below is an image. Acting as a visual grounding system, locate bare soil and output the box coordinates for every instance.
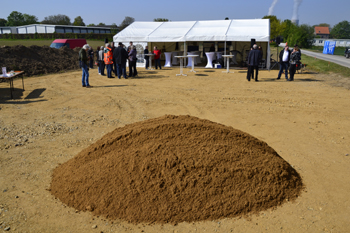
[0,63,350,232]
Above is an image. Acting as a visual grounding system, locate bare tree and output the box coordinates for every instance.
[119,16,135,31]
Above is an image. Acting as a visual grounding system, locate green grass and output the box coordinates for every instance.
[300,54,350,77]
[0,39,107,49]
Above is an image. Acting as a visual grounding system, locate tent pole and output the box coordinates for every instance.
[184,41,187,65]
[224,41,227,66]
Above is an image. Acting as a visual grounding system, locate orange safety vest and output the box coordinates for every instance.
[104,47,113,65]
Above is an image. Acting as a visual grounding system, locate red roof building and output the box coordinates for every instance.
[314,26,330,39]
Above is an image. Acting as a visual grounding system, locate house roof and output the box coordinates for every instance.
[315,26,330,34]
[113,19,270,42]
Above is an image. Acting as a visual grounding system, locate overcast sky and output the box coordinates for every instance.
[0,0,347,27]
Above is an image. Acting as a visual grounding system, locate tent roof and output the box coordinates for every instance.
[113,19,270,43]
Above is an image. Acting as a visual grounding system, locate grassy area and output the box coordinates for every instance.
[0,39,107,49]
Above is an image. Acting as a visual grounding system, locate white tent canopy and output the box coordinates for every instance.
[113,19,270,42]
[113,19,270,69]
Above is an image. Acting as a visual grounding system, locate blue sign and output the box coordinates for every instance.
[323,41,336,55]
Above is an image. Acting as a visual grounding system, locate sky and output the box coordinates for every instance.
[0,0,348,28]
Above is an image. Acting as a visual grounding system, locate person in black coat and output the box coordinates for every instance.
[277,45,291,80]
[144,46,149,69]
[247,44,262,81]
[113,42,129,79]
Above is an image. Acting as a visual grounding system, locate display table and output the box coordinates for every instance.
[144,54,155,70]
[0,71,25,99]
[174,56,187,76]
[205,52,215,68]
[186,52,196,67]
[187,54,199,72]
[222,55,235,73]
[164,52,173,67]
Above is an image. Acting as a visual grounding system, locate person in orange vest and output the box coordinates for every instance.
[104,43,114,78]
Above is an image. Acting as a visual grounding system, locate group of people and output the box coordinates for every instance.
[246,43,301,82]
[277,44,301,81]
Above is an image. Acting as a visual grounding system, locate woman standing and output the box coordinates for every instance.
[288,45,301,81]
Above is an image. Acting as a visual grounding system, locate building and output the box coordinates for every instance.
[0,24,112,34]
[314,26,330,39]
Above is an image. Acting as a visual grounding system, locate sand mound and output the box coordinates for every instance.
[0,45,79,77]
[50,115,303,224]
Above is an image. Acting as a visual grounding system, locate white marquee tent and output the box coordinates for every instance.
[113,19,270,68]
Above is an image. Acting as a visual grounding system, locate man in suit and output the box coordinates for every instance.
[113,42,129,79]
[277,45,291,80]
[247,44,262,81]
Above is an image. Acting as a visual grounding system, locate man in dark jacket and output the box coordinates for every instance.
[113,42,129,79]
[277,45,291,80]
[79,44,92,87]
[247,44,262,81]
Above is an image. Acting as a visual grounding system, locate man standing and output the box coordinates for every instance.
[79,44,92,87]
[88,47,94,68]
[104,43,114,78]
[247,44,262,82]
[277,45,291,80]
[153,46,161,69]
[144,46,149,69]
[113,42,128,79]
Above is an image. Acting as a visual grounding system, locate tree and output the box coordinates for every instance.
[317,23,330,28]
[330,20,350,39]
[111,23,118,34]
[287,24,314,48]
[23,13,38,25]
[41,14,71,25]
[6,11,25,26]
[119,16,135,31]
[153,18,169,22]
[280,19,296,42]
[87,23,95,27]
[73,16,85,26]
[0,18,7,26]
[262,15,282,40]
[98,22,106,26]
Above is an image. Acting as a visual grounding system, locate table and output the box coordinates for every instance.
[164,52,173,67]
[187,54,199,73]
[222,55,235,73]
[144,54,155,70]
[172,52,181,65]
[174,56,187,76]
[205,52,215,68]
[0,71,25,99]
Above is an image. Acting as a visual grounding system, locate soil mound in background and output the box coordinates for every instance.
[50,115,303,224]
[0,45,79,77]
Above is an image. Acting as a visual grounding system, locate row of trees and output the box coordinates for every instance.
[263,15,350,48]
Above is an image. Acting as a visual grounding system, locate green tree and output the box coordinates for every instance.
[153,18,169,22]
[111,23,118,34]
[330,20,350,39]
[262,15,282,40]
[73,16,85,26]
[280,19,296,42]
[0,18,7,26]
[87,23,95,26]
[23,13,38,24]
[98,22,106,26]
[6,11,25,26]
[119,16,135,31]
[41,14,71,25]
[287,24,314,48]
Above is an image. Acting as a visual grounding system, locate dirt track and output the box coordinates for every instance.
[1,66,350,232]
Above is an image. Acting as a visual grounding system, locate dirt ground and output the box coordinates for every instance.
[0,65,350,233]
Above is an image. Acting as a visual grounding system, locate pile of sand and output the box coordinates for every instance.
[0,45,79,77]
[50,115,303,224]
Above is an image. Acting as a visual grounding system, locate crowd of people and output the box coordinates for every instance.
[79,41,302,87]
[78,42,165,87]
